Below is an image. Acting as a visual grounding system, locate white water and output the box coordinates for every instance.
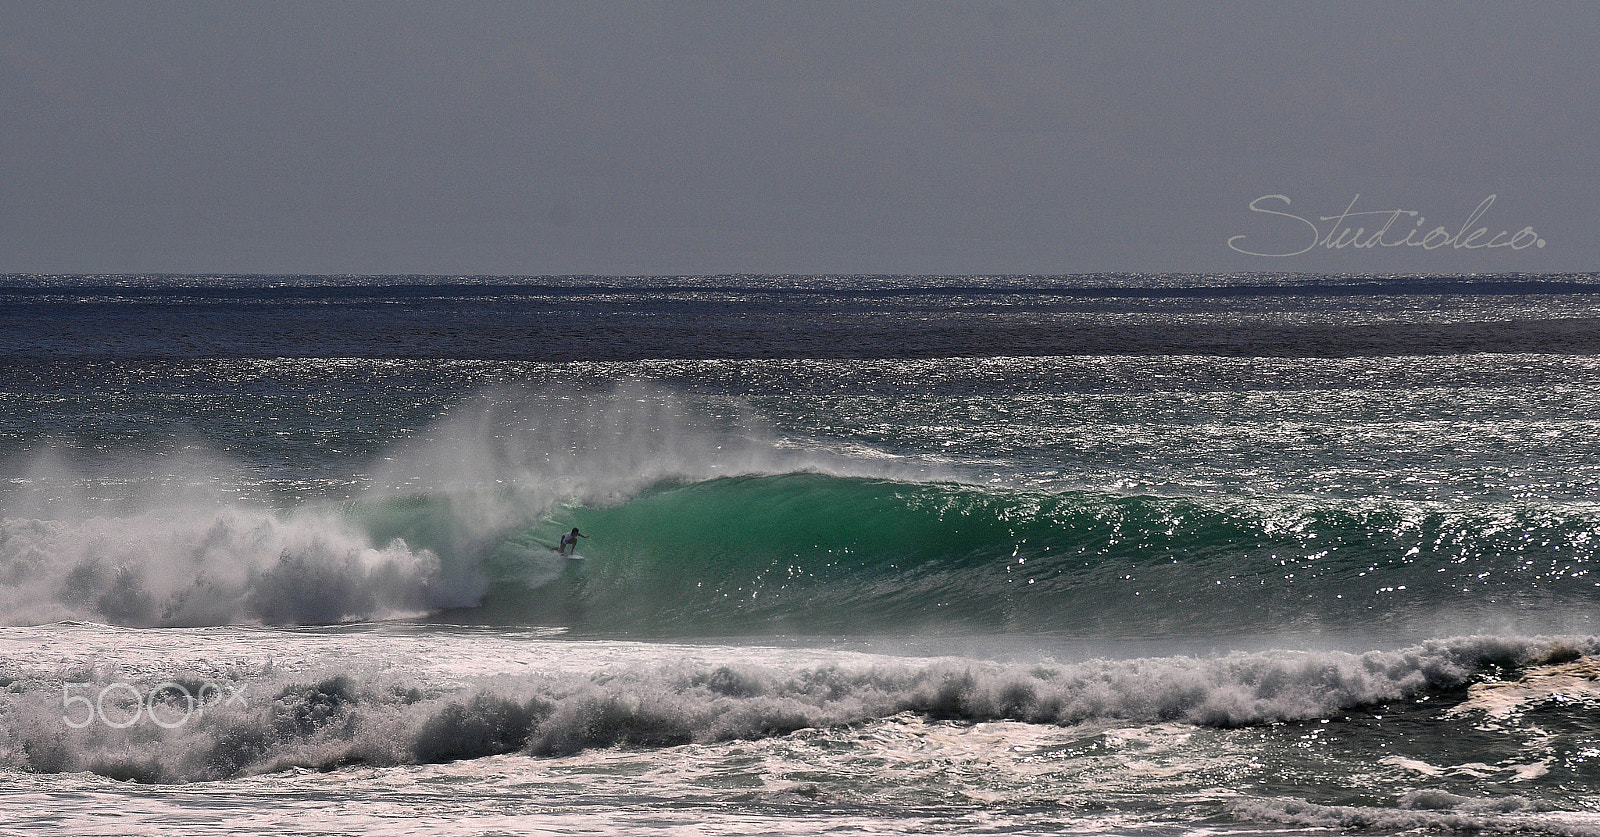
[4,623,1599,835]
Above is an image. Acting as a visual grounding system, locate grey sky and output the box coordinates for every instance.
[1,1,1594,276]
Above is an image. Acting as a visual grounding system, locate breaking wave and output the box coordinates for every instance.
[4,382,1597,639]
[470,473,1600,635]
[0,384,928,628]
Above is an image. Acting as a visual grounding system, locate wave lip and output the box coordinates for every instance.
[10,382,1600,638]
[474,473,1600,637]
[12,465,1600,637]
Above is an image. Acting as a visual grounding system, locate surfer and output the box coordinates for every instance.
[558,527,587,556]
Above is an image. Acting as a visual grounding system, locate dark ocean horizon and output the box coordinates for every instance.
[4,271,1600,360]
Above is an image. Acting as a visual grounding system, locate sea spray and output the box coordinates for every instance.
[0,383,933,627]
[0,509,443,626]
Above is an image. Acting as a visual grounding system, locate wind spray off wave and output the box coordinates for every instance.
[0,384,935,627]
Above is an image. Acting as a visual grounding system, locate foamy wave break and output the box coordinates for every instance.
[0,634,1588,783]
[0,509,447,626]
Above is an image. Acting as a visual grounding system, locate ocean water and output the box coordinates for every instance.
[3,273,1600,835]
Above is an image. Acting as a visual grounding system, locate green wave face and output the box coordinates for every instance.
[454,473,1600,637]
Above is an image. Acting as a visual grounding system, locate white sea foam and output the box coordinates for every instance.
[1449,654,1600,719]
[1233,796,1600,837]
[0,508,444,626]
[0,626,1589,784]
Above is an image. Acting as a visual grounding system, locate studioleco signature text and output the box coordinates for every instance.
[1228,194,1545,257]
